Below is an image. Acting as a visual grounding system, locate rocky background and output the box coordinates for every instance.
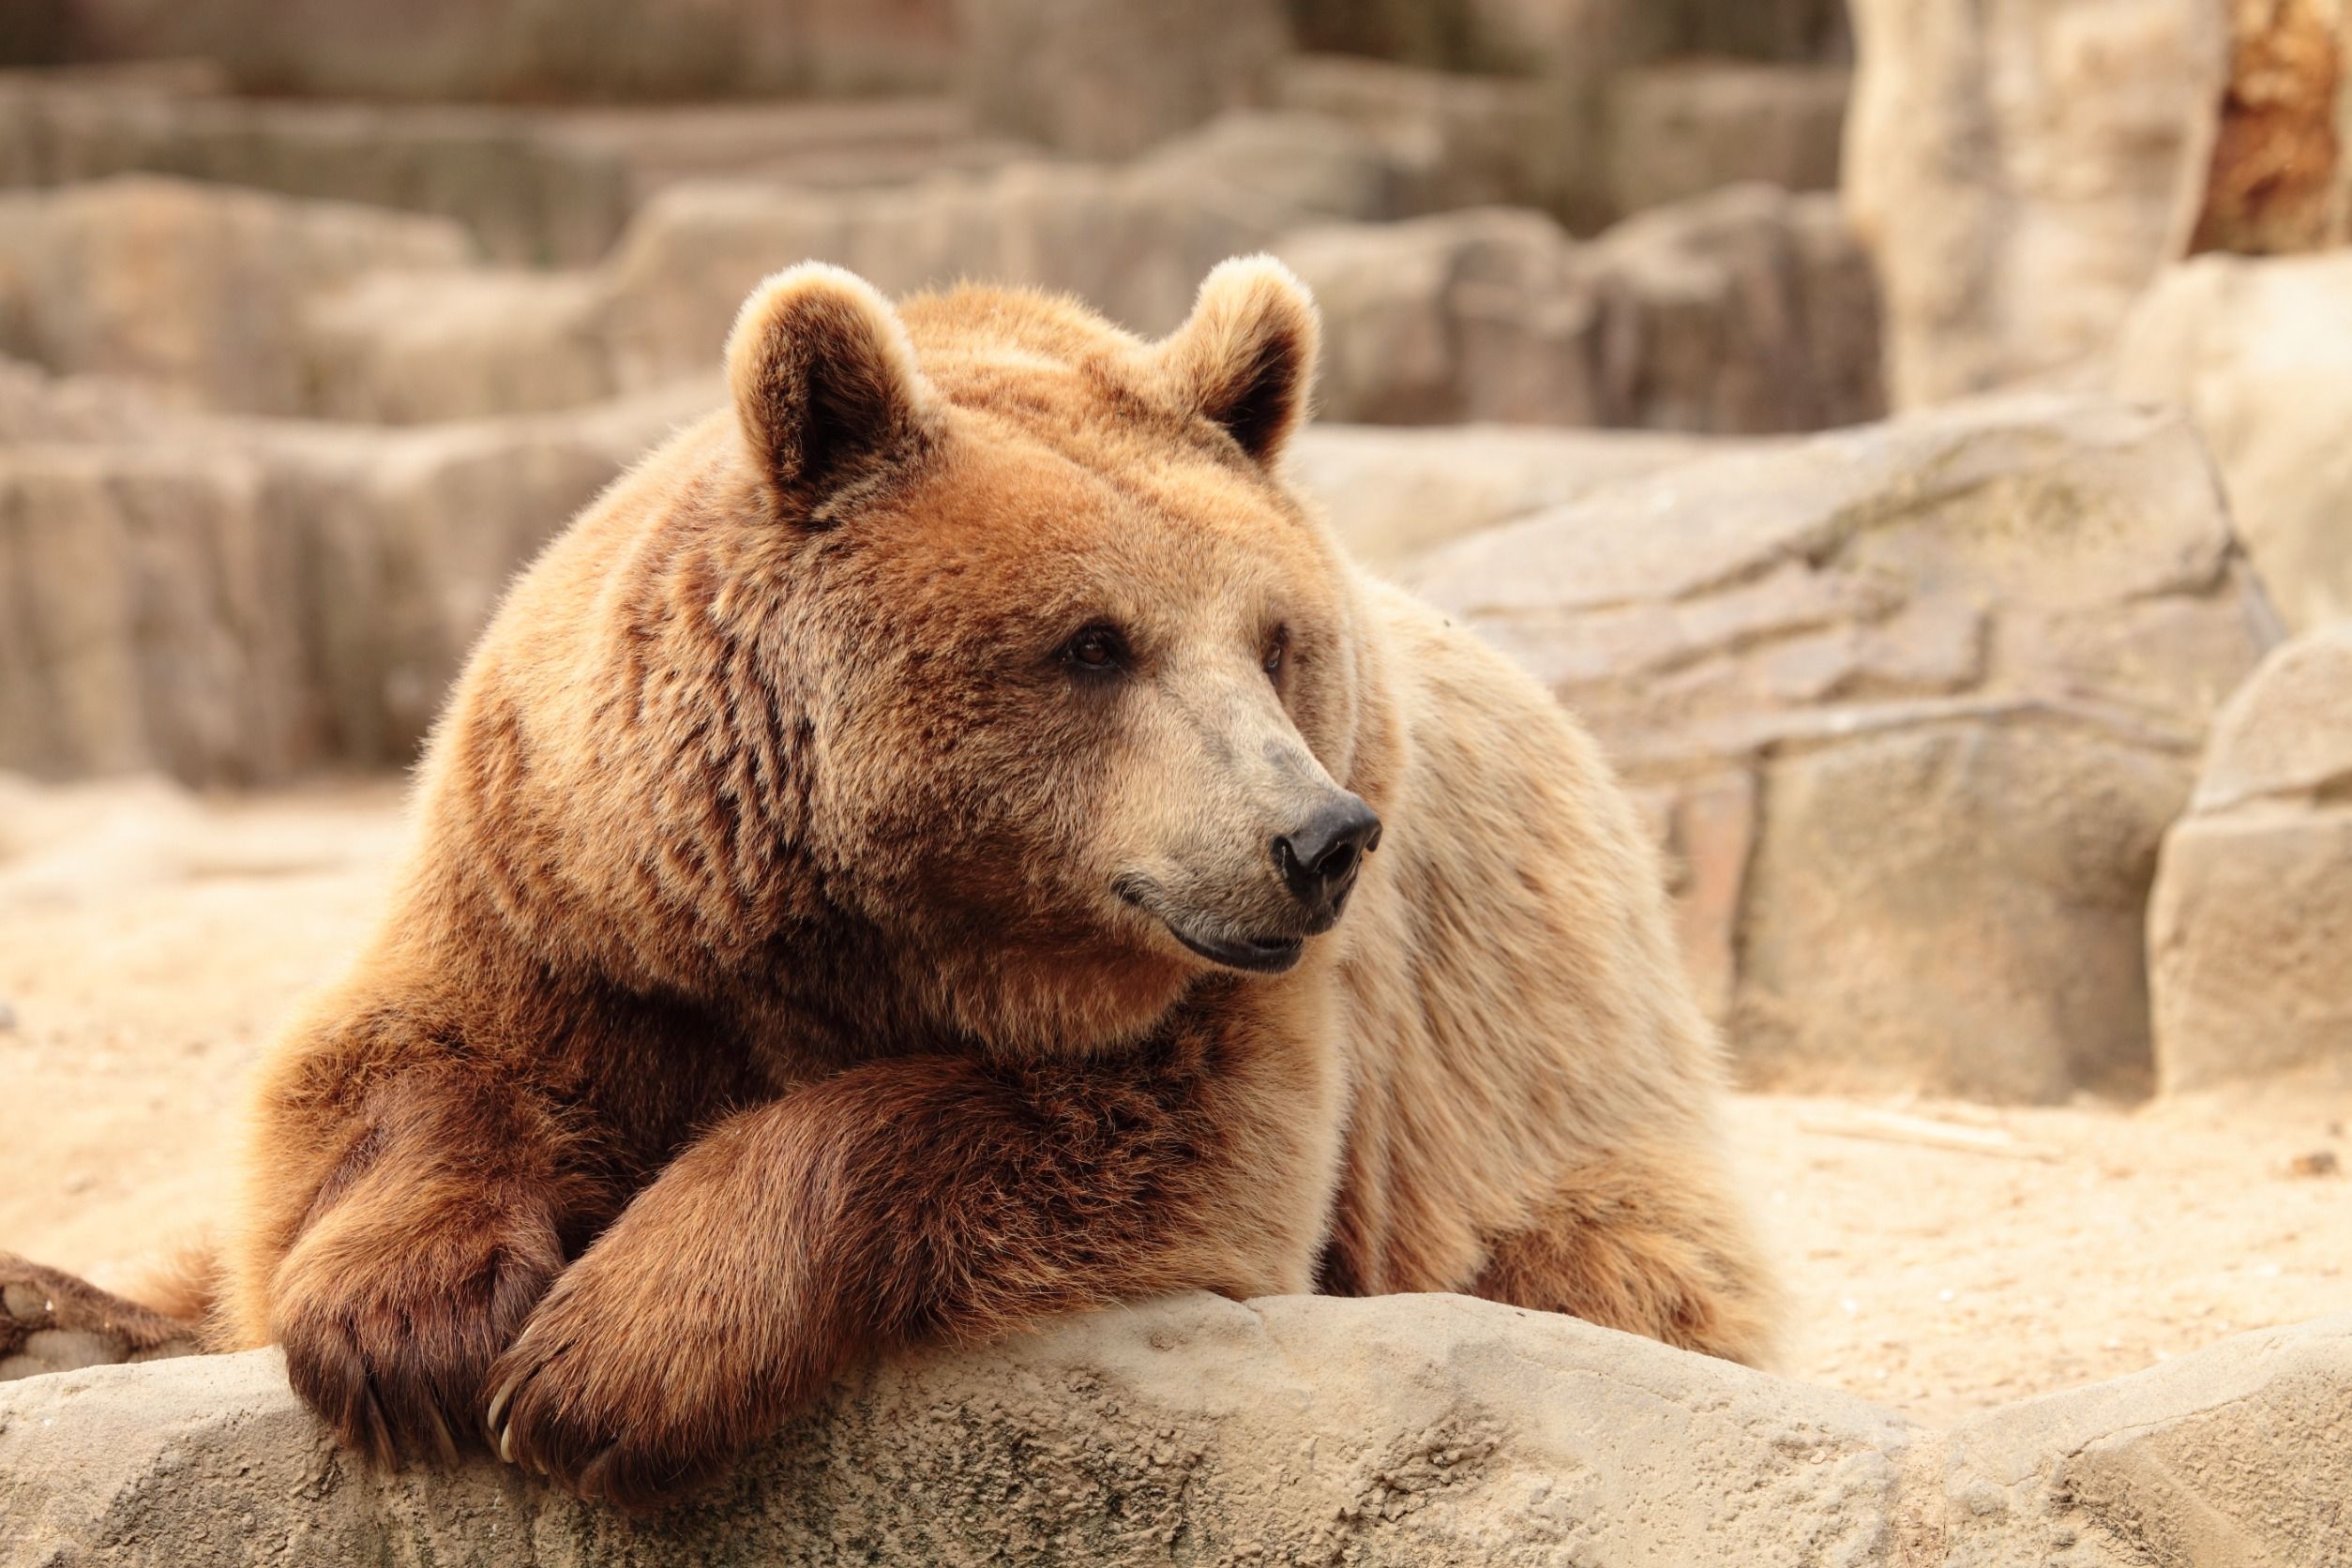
[4,2,2351,1562]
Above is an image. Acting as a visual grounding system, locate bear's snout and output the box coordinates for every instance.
[1273,793,1382,916]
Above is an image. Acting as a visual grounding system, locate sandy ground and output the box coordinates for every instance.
[4,776,2346,1428]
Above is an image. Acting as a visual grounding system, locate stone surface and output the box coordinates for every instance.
[1604,61,1848,217]
[1846,0,2229,407]
[5,1290,2346,1565]
[1276,54,1564,214]
[1937,1314,2352,1565]
[2115,249,2352,633]
[956,0,1290,159]
[0,374,716,783]
[1287,423,1747,571]
[1285,187,1882,434]
[2149,625,2352,1093]
[1409,396,2281,1101]
[0,175,474,415]
[17,0,956,99]
[1578,183,1883,434]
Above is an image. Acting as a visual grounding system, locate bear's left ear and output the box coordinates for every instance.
[725,262,937,510]
[1157,255,1320,466]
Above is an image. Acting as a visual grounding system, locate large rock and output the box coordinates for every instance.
[0,376,716,783]
[1410,396,2280,1101]
[1603,61,1848,217]
[1284,187,1882,434]
[1276,54,1564,214]
[0,70,1022,265]
[17,0,955,99]
[2115,250,2352,633]
[955,0,1290,159]
[7,1291,2349,1565]
[2149,625,2352,1093]
[1937,1314,2352,1566]
[1845,0,2228,407]
[0,176,474,415]
[1287,423,1747,571]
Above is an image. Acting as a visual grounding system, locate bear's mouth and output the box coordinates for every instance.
[1166,927,1304,975]
[1114,879,1312,976]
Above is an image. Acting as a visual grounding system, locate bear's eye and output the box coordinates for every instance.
[1262,625,1289,681]
[1061,625,1130,674]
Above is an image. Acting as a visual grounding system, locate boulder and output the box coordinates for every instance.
[597,152,1357,392]
[1603,61,1848,217]
[302,269,614,425]
[2115,250,2352,633]
[0,1292,1931,1564]
[0,175,474,415]
[1845,0,2228,407]
[0,375,717,783]
[1577,183,1883,434]
[955,0,1290,159]
[1937,1314,2352,1566]
[1287,423,1745,571]
[6,1290,2348,1565]
[1409,396,2281,1101]
[1275,54,1564,214]
[1283,187,1882,434]
[2149,625,2352,1093]
[1278,207,1605,427]
[18,0,955,100]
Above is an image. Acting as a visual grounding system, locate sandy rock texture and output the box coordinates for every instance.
[0,369,716,781]
[1845,0,2227,406]
[0,175,474,415]
[4,1292,2346,1566]
[2116,249,2352,634]
[1410,395,2282,1102]
[14,0,957,100]
[2150,624,2352,1093]
[956,0,1290,159]
[1283,184,1880,432]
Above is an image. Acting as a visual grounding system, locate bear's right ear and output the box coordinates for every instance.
[725,263,936,509]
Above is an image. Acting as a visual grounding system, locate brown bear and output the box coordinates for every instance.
[8,258,1776,1508]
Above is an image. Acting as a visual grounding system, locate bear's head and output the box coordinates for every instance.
[437,259,1398,1054]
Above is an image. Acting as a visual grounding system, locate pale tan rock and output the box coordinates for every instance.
[2150,625,2352,1093]
[0,175,474,415]
[0,375,717,782]
[303,268,613,425]
[5,1290,2345,1565]
[25,0,954,100]
[1410,396,2279,1101]
[1939,1314,2352,1566]
[1576,183,1883,434]
[0,1291,1924,1565]
[955,0,1289,159]
[2115,249,2352,633]
[1604,62,1849,216]
[1275,53,1563,213]
[1846,0,2229,407]
[1286,423,1748,571]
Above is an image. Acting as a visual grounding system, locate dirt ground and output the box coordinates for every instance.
[3,776,2346,1428]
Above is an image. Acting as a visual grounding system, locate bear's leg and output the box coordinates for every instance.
[0,1253,200,1380]
[259,1056,597,1467]
[485,1016,1336,1509]
[1472,1138,1780,1368]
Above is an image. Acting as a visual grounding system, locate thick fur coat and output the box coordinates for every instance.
[16,259,1776,1508]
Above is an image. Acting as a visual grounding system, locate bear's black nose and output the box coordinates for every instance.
[1274,794,1383,911]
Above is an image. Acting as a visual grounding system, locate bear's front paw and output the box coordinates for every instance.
[276,1228,557,1469]
[1,1253,197,1380]
[484,1243,830,1510]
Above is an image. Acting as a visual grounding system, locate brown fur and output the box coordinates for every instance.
[16,258,1776,1509]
